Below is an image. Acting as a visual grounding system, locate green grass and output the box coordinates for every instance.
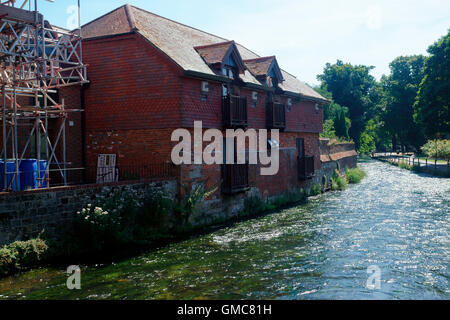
[398,160,412,170]
[416,157,448,164]
[345,167,367,184]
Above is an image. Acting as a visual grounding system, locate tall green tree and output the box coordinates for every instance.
[317,60,377,148]
[314,86,351,140]
[335,108,349,139]
[414,30,450,138]
[382,55,426,151]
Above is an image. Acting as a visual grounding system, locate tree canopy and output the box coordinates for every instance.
[382,55,426,150]
[414,30,450,138]
[317,60,377,148]
[316,30,449,154]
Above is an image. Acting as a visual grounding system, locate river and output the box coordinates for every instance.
[0,160,448,299]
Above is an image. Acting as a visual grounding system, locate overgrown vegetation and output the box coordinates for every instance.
[0,238,48,276]
[310,184,322,196]
[398,160,412,170]
[69,182,219,254]
[388,157,450,177]
[330,169,348,191]
[345,167,367,184]
[316,30,449,154]
[242,189,307,217]
[421,139,450,160]
[173,182,218,224]
[70,186,171,253]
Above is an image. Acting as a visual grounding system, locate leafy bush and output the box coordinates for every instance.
[320,119,336,139]
[73,186,172,252]
[310,184,322,196]
[421,139,450,159]
[174,182,218,223]
[345,167,366,184]
[0,238,48,276]
[330,169,347,190]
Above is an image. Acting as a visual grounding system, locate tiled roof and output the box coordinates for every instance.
[194,41,234,65]
[194,41,247,73]
[81,4,135,39]
[81,4,328,102]
[244,56,275,77]
[244,56,284,82]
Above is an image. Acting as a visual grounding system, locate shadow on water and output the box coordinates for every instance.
[0,160,449,300]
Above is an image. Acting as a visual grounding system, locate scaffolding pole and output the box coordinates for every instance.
[0,0,88,192]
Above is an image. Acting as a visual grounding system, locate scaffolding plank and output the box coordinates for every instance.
[0,4,42,24]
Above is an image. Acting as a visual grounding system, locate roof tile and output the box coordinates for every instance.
[81,5,328,102]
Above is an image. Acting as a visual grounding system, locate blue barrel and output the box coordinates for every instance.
[0,160,18,191]
[20,159,38,190]
[19,159,49,190]
[38,160,48,188]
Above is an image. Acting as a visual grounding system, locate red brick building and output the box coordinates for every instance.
[81,4,330,202]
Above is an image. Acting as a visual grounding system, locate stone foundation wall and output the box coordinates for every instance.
[0,180,177,246]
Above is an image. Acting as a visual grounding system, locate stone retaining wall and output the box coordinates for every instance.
[0,180,177,246]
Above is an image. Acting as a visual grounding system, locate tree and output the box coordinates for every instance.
[314,86,351,140]
[320,119,336,139]
[382,55,426,151]
[317,60,377,148]
[414,30,450,138]
[421,139,450,159]
[335,108,349,139]
[359,120,377,154]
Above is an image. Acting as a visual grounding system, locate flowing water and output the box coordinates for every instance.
[0,160,449,300]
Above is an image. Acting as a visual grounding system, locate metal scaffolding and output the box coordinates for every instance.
[0,0,87,191]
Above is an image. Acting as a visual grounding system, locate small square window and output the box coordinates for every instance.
[287,104,291,112]
[251,101,257,108]
[201,81,209,92]
[201,94,208,101]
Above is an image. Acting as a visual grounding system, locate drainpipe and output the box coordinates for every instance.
[80,83,89,182]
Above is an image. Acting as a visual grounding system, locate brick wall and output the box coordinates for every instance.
[83,33,184,133]
[179,79,323,134]
[86,128,177,168]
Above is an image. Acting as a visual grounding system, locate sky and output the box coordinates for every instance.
[34,0,450,86]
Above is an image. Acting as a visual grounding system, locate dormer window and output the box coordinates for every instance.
[222,66,236,80]
[195,40,247,80]
[244,56,284,88]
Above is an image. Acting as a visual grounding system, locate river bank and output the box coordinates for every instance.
[0,160,448,299]
[372,153,450,178]
[0,166,361,278]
